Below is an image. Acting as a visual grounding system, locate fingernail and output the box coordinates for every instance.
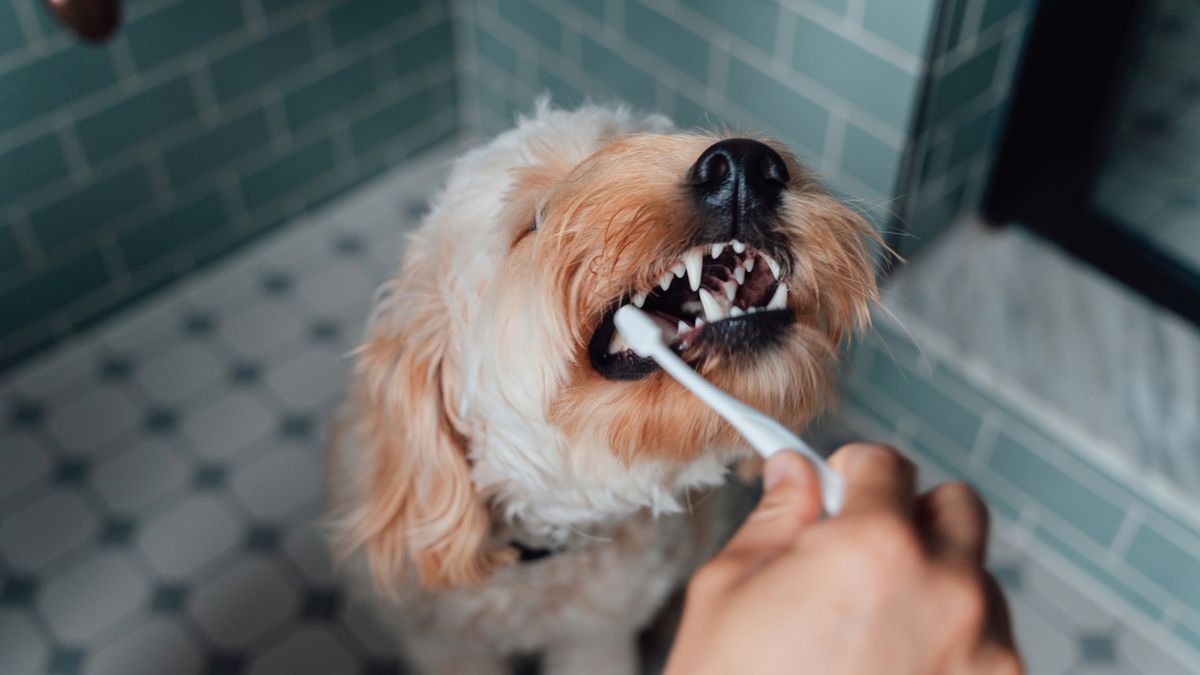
[763,452,807,490]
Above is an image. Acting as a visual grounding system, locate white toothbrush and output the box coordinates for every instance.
[614,305,845,515]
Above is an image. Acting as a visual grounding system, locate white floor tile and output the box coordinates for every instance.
[191,558,299,649]
[230,445,322,521]
[46,385,139,452]
[38,551,149,642]
[0,434,51,499]
[250,626,356,675]
[90,439,190,513]
[0,611,50,675]
[138,495,240,578]
[0,491,99,570]
[87,617,202,675]
[182,390,274,459]
[136,341,225,404]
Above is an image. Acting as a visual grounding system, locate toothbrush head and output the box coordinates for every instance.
[613,306,665,358]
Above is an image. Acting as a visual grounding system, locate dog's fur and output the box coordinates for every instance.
[328,103,877,674]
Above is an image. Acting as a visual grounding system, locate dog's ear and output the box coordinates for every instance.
[337,252,507,590]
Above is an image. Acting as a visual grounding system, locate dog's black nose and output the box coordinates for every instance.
[688,139,789,238]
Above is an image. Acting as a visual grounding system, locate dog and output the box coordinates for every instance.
[328,102,878,675]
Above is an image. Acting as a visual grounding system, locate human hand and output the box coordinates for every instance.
[664,443,1021,675]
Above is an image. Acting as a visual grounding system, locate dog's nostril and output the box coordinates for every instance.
[689,139,790,233]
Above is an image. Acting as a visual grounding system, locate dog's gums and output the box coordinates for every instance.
[588,237,795,380]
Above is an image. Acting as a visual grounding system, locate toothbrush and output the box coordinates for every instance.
[614,305,845,515]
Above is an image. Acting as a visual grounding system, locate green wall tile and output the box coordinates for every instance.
[980,0,1026,33]
[125,0,244,69]
[326,0,421,48]
[0,226,23,275]
[1175,623,1200,658]
[673,90,717,131]
[350,85,439,154]
[863,0,937,55]
[681,0,778,53]
[840,122,902,194]
[927,41,1003,123]
[499,0,562,53]
[1123,525,1200,615]
[811,0,849,15]
[0,1,26,57]
[726,56,829,161]
[792,16,919,126]
[163,108,272,188]
[866,350,981,451]
[76,75,200,162]
[29,165,154,251]
[118,191,227,271]
[261,0,309,15]
[625,1,710,82]
[391,20,454,72]
[284,57,377,132]
[0,132,70,205]
[580,35,658,108]
[209,24,316,103]
[475,26,518,77]
[947,103,1000,171]
[537,67,585,109]
[558,0,606,21]
[1032,524,1165,620]
[942,0,971,55]
[26,0,61,37]
[240,137,336,211]
[988,431,1126,546]
[0,245,109,338]
[0,46,118,133]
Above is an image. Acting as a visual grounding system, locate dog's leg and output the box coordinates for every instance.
[543,628,638,675]
[402,633,507,675]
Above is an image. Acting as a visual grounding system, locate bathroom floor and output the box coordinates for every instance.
[0,152,1194,675]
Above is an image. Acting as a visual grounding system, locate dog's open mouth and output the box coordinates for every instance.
[588,239,796,380]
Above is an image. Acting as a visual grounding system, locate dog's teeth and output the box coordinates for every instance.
[694,317,705,328]
[684,249,703,291]
[764,255,781,280]
[747,306,759,314]
[672,262,686,278]
[729,306,745,318]
[711,242,725,259]
[731,239,746,253]
[608,331,630,354]
[723,281,738,302]
[659,273,673,291]
[632,292,646,308]
[733,266,745,285]
[743,257,755,272]
[677,320,690,334]
[681,300,703,314]
[767,282,788,310]
[698,288,725,322]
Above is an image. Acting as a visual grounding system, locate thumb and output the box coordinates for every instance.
[717,452,824,563]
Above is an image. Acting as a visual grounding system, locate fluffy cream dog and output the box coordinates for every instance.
[329,102,878,674]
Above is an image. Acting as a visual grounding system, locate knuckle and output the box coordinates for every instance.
[940,569,990,629]
[690,559,739,596]
[862,513,923,560]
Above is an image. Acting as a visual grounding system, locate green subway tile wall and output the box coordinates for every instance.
[458,0,925,209]
[902,0,1036,254]
[0,0,460,369]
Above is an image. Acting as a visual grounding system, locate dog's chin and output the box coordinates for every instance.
[587,239,797,381]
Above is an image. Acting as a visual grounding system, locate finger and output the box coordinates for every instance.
[829,443,917,517]
[982,573,1016,649]
[917,481,989,567]
[717,452,823,564]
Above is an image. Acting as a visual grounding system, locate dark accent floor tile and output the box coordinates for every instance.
[193,464,227,489]
[9,399,45,428]
[300,588,342,621]
[47,646,85,674]
[100,517,136,546]
[280,414,313,439]
[1079,633,1117,663]
[207,652,247,675]
[54,458,89,485]
[98,354,135,381]
[229,361,262,385]
[182,312,217,336]
[309,319,340,343]
[260,271,292,296]
[1,575,37,605]
[245,525,281,552]
[150,583,188,612]
[144,407,179,434]
[333,234,364,255]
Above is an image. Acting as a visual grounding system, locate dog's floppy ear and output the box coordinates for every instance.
[337,251,507,590]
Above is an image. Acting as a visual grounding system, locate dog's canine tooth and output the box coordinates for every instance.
[765,255,781,280]
[731,239,746,254]
[767,282,788,310]
[659,273,673,291]
[608,331,630,354]
[747,306,759,314]
[733,266,745,285]
[729,306,745,317]
[743,257,755,272]
[632,291,647,307]
[684,249,704,291]
[698,288,725,322]
[677,320,690,334]
[711,242,725,259]
[672,262,686,278]
[695,317,706,327]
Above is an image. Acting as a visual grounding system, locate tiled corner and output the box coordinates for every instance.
[0,0,461,372]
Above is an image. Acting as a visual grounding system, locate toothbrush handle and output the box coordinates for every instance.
[649,344,845,515]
